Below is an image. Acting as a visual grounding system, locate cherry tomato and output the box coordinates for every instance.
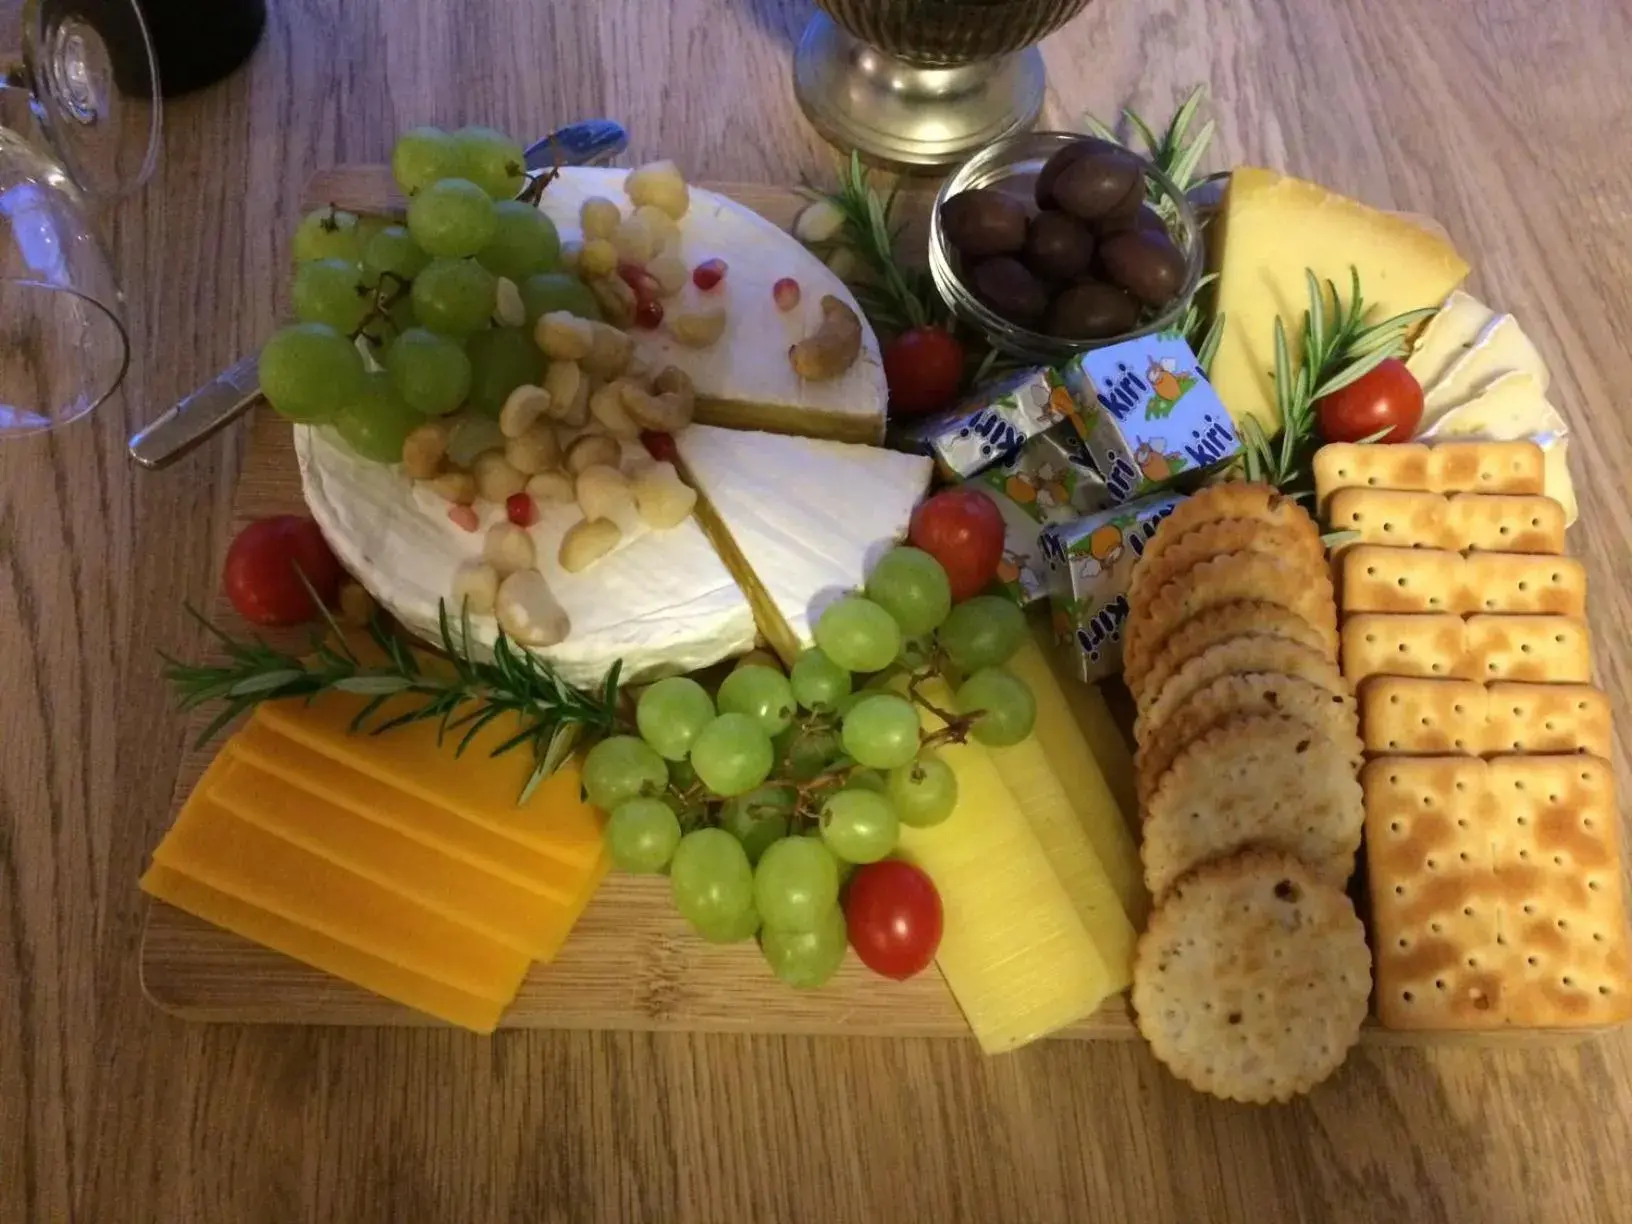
[844,859,943,980]
[223,515,345,626]
[882,326,965,417]
[908,488,1005,603]
[1315,357,1424,444]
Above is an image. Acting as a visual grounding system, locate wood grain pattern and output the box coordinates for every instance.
[7,0,1632,1221]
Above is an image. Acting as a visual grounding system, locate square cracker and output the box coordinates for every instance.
[1483,683,1612,757]
[1341,613,1473,682]
[1359,677,1486,755]
[1326,490,1565,555]
[1463,553,1586,616]
[1314,441,1545,516]
[1364,755,1632,1030]
[1339,547,1586,616]
[1463,615,1592,683]
[1448,494,1566,555]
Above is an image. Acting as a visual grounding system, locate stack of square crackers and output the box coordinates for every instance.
[1124,484,1371,1102]
[1316,439,1631,1031]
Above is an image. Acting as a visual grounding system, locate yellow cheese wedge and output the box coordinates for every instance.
[229,719,590,902]
[897,681,1117,1053]
[1208,167,1470,433]
[254,695,603,868]
[141,864,506,1032]
[987,734,1136,987]
[152,790,532,1002]
[208,755,588,959]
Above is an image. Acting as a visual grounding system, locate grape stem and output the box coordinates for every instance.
[350,271,412,347]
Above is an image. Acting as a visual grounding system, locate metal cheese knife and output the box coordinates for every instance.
[128,119,629,470]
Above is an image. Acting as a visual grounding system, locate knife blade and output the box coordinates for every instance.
[129,119,629,470]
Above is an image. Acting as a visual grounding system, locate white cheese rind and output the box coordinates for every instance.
[1420,371,1577,525]
[297,424,756,686]
[536,168,888,440]
[1422,313,1550,421]
[674,424,933,644]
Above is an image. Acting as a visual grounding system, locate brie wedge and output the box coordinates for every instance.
[1406,290,1496,391]
[674,424,933,664]
[1422,313,1550,421]
[535,169,888,444]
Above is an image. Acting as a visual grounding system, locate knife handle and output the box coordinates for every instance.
[127,354,263,469]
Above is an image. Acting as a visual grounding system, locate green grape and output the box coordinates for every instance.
[391,126,465,196]
[292,206,363,264]
[896,634,934,670]
[760,904,847,988]
[636,676,716,761]
[840,694,922,770]
[670,828,755,931]
[606,797,682,873]
[354,214,392,250]
[887,754,958,828]
[464,326,542,418]
[385,327,471,416]
[477,199,561,280]
[689,712,774,797]
[813,596,901,674]
[845,768,887,794]
[720,784,795,865]
[334,371,421,463]
[800,826,857,887]
[452,125,527,199]
[938,595,1027,673]
[519,272,602,327]
[406,178,498,258]
[694,903,761,944]
[717,665,796,736]
[581,734,668,810]
[362,224,430,286]
[292,257,371,333]
[259,323,365,423]
[668,757,698,790]
[866,546,952,637]
[781,724,842,782]
[956,667,1037,747]
[411,257,497,336]
[753,836,840,933]
[818,788,899,864]
[788,648,852,711]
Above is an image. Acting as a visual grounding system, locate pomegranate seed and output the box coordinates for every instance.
[635,297,664,329]
[618,262,661,300]
[447,504,479,533]
[692,258,727,291]
[505,492,537,527]
[641,430,678,463]
[772,276,801,312]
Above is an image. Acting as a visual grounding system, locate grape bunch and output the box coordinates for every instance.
[581,539,1036,990]
[260,124,589,456]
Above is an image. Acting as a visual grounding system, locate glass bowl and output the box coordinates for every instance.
[929,130,1205,365]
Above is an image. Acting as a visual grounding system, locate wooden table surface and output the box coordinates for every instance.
[6,0,1632,1220]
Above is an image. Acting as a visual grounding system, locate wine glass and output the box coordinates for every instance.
[0,0,158,435]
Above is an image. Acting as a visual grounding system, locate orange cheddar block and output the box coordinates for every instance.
[254,694,603,868]
[208,756,586,959]
[141,864,507,1032]
[153,790,532,1002]
[228,719,591,904]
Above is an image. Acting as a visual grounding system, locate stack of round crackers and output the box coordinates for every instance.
[1123,483,1372,1103]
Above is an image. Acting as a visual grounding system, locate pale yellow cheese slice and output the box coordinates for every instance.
[1423,314,1550,419]
[1406,290,1496,390]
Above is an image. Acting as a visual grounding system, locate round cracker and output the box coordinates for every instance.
[1138,483,1322,578]
[1135,634,1348,744]
[1129,519,1325,617]
[1136,672,1362,809]
[1131,601,1335,707]
[1132,851,1370,1104]
[1123,551,1338,688]
[1142,713,1363,897]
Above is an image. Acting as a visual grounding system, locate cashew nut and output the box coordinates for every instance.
[630,461,698,529]
[619,383,691,432]
[792,197,846,246]
[611,214,659,265]
[588,274,636,328]
[493,276,525,327]
[482,521,537,576]
[558,518,624,573]
[665,299,728,348]
[788,295,863,381]
[402,421,451,479]
[543,361,588,424]
[647,250,689,298]
[574,463,633,521]
[535,311,594,361]
[471,451,527,502]
[565,433,622,475]
[579,237,619,278]
[504,422,560,475]
[526,470,577,504]
[580,196,622,241]
[423,470,477,505]
[498,384,551,438]
[450,561,500,615]
[495,569,571,645]
[624,160,690,220]
[589,378,641,439]
[582,323,634,379]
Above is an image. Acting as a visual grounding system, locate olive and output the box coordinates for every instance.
[1022,209,1095,281]
[1034,137,1122,210]
[939,188,1029,259]
[969,256,1048,324]
[1100,202,1167,236]
[1053,149,1144,222]
[1097,228,1187,307]
[1044,281,1142,340]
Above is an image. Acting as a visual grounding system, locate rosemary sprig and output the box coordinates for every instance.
[1235,267,1436,493]
[162,599,621,802]
[799,151,945,336]
[1084,84,1217,194]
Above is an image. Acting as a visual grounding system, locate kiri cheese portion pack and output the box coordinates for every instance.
[1040,492,1185,680]
[891,366,1090,480]
[1061,334,1239,503]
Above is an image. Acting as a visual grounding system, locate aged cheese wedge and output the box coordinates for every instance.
[1422,314,1550,418]
[140,865,507,1032]
[1003,637,1144,923]
[1406,291,1497,390]
[1207,167,1469,432]
[896,680,1117,1054]
[1421,372,1577,524]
